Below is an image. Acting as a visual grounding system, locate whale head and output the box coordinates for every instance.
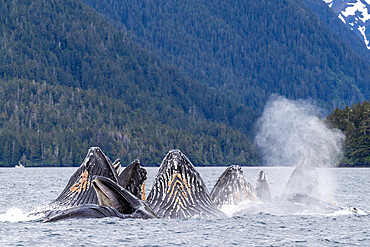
[118,159,147,201]
[210,165,259,208]
[52,147,119,207]
[146,149,225,218]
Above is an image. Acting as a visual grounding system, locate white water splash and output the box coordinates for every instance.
[219,201,262,217]
[326,207,367,216]
[0,208,41,222]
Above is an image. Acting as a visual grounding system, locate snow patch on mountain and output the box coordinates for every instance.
[323,0,370,49]
[339,0,369,22]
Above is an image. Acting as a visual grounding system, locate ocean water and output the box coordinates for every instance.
[0,167,369,246]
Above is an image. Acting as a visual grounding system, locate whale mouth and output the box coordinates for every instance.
[52,147,120,207]
[117,160,147,200]
[210,165,259,208]
[92,179,122,210]
[92,177,137,214]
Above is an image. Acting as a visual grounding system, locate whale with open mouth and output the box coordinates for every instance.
[92,176,157,218]
[51,147,119,207]
[117,159,147,201]
[146,149,226,218]
[39,147,366,222]
[278,164,363,214]
[43,148,225,221]
[42,147,151,222]
[280,163,329,205]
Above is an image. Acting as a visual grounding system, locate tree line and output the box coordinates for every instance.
[326,101,370,166]
[0,79,258,167]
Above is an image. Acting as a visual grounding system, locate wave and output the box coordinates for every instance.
[220,201,368,217]
[326,207,368,216]
[0,207,43,222]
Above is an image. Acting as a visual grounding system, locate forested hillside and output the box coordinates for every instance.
[0,0,258,166]
[327,101,370,166]
[1,0,368,167]
[0,0,257,133]
[84,0,370,112]
[0,79,258,167]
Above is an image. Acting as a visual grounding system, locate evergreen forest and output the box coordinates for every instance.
[0,0,257,167]
[0,0,368,167]
[327,101,370,167]
[0,79,258,167]
[84,0,369,112]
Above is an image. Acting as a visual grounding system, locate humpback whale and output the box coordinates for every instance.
[51,147,119,207]
[210,165,259,208]
[44,148,226,221]
[31,147,367,221]
[111,158,147,200]
[92,176,157,219]
[117,159,147,201]
[43,204,125,222]
[281,163,325,203]
[279,164,343,212]
[255,171,271,202]
[146,149,226,218]
[42,147,153,222]
[43,176,156,222]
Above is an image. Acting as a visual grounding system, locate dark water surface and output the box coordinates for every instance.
[0,167,369,246]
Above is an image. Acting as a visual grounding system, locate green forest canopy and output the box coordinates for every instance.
[0,0,368,167]
[84,0,369,112]
[0,79,258,167]
[326,101,370,167]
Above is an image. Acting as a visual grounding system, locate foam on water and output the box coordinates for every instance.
[326,208,368,217]
[222,200,368,217]
[0,207,42,222]
[219,201,263,217]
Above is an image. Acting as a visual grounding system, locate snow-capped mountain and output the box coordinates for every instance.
[324,0,370,49]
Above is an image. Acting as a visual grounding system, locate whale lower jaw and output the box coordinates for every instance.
[42,204,126,223]
[147,150,225,218]
[151,172,220,218]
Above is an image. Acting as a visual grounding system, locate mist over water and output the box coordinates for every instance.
[254,96,345,199]
[255,96,344,168]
